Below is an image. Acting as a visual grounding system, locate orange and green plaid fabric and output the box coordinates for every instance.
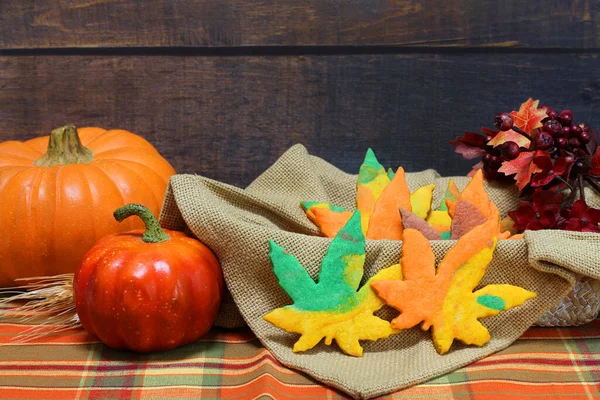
[0,302,598,400]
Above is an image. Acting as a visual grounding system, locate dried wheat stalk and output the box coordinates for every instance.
[0,274,81,344]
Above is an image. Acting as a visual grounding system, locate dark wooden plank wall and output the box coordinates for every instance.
[1,1,599,187]
[2,0,599,48]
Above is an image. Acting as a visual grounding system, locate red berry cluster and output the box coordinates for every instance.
[493,107,593,183]
[450,99,600,234]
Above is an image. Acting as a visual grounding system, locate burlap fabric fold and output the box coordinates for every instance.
[159,144,600,399]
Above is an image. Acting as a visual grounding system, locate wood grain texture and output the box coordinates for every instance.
[2,54,599,187]
[1,0,598,49]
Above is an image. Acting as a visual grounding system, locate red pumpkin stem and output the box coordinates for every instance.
[113,204,170,243]
[34,124,94,167]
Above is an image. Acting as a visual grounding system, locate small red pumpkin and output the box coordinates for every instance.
[73,204,223,352]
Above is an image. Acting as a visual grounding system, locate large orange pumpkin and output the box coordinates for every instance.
[0,124,175,287]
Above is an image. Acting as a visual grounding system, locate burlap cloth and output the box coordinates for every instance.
[159,144,600,399]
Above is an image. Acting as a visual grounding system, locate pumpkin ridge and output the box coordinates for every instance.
[21,142,45,159]
[73,234,121,341]
[91,149,174,183]
[0,141,42,160]
[88,163,134,231]
[167,244,221,345]
[85,131,161,154]
[90,162,154,231]
[50,166,65,273]
[76,127,109,146]
[53,166,103,274]
[95,160,164,212]
[27,168,51,276]
[92,146,161,158]
[79,164,144,237]
[0,166,30,193]
[36,167,60,277]
[86,249,120,344]
[82,131,115,149]
[0,168,45,285]
[110,157,172,185]
[0,154,38,167]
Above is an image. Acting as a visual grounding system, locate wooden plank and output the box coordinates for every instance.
[1,0,598,49]
[1,54,599,187]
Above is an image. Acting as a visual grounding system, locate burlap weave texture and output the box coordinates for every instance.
[159,144,599,399]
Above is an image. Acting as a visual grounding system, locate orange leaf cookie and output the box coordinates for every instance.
[371,205,536,354]
[302,149,431,240]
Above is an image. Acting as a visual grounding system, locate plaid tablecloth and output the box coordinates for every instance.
[0,304,598,400]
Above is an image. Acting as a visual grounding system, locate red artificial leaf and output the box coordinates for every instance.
[530,156,567,187]
[487,129,531,149]
[480,127,499,136]
[510,98,547,134]
[590,147,600,176]
[498,150,547,190]
[452,143,487,160]
[449,132,488,160]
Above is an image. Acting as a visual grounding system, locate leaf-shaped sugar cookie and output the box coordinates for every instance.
[302,149,433,240]
[425,180,459,239]
[440,180,460,213]
[387,167,395,180]
[450,170,514,239]
[301,202,353,238]
[399,208,442,240]
[366,165,412,239]
[409,184,435,219]
[371,205,536,354]
[400,171,513,241]
[264,211,401,357]
[450,170,491,239]
[356,149,412,238]
[426,211,453,239]
[302,150,512,242]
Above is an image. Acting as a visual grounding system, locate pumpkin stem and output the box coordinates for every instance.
[113,204,170,243]
[34,124,94,167]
